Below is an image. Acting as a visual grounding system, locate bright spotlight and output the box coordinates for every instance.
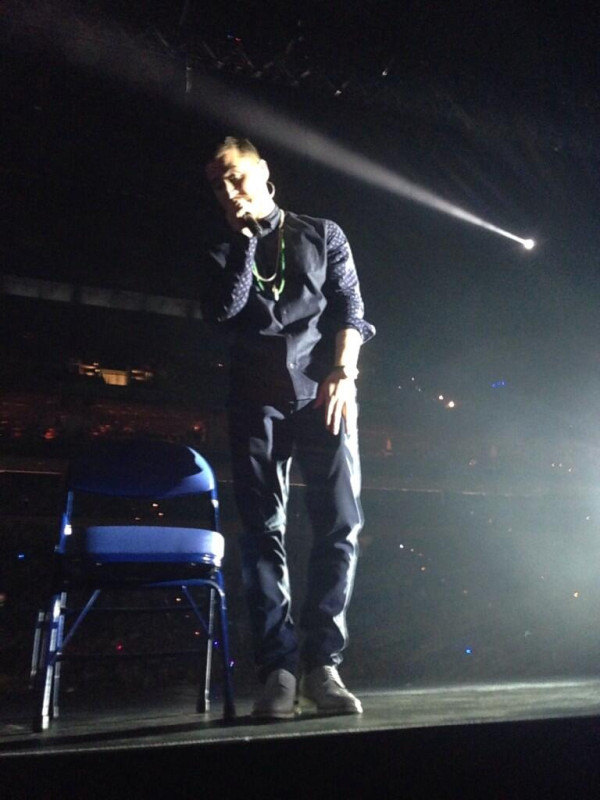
[25,3,539,252]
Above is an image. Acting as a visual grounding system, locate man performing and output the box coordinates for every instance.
[201,137,375,719]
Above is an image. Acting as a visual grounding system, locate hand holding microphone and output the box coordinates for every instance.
[242,214,262,237]
[225,204,261,237]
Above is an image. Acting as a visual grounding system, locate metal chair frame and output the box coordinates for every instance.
[30,440,235,731]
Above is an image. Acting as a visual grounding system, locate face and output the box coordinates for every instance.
[206,147,273,222]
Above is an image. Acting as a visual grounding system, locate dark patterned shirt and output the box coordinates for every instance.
[201,205,375,404]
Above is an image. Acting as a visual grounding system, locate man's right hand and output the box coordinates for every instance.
[226,206,256,238]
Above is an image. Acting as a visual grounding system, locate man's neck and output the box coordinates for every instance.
[256,199,277,220]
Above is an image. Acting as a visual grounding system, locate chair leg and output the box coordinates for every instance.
[34,592,65,732]
[31,608,52,730]
[196,587,216,714]
[216,574,235,719]
[32,589,103,731]
[51,592,68,720]
[29,610,46,686]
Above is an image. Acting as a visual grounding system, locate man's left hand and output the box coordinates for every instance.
[314,372,358,436]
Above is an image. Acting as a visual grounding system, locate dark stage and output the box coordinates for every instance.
[1,681,600,797]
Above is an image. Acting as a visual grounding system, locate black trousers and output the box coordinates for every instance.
[228,400,364,682]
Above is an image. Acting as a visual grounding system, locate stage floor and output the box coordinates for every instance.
[2,678,600,759]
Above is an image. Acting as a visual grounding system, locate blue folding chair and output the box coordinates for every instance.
[30,439,235,731]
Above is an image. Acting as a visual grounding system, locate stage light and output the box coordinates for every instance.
[29,3,538,250]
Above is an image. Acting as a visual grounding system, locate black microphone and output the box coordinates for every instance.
[243,214,262,237]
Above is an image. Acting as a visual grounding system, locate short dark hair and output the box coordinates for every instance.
[211,136,260,161]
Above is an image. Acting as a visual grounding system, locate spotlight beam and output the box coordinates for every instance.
[14,3,535,249]
[199,82,536,249]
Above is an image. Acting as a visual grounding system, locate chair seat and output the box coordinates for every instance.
[82,526,225,564]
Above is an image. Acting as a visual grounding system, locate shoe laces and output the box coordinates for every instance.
[321,666,344,686]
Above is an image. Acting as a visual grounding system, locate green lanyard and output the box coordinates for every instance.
[251,211,286,301]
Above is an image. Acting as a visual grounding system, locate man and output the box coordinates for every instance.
[201,137,375,719]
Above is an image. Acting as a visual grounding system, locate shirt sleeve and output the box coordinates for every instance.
[326,220,376,343]
[200,235,258,322]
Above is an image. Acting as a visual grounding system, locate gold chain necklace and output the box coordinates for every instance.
[251,211,286,301]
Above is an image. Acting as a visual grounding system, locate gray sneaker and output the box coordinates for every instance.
[251,669,297,720]
[299,666,363,715]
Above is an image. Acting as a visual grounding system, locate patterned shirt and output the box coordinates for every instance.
[201,205,375,404]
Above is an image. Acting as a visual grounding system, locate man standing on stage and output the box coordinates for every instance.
[201,137,375,719]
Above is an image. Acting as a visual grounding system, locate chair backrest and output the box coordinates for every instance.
[68,439,216,499]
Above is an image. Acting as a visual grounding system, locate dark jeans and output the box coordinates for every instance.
[229,400,364,682]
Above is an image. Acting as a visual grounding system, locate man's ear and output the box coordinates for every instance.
[258,158,270,181]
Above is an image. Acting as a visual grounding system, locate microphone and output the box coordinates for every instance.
[243,214,262,237]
